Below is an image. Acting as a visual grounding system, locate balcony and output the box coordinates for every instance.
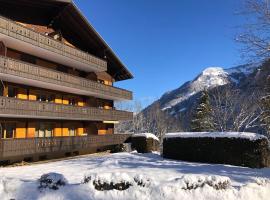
[0,134,131,159]
[0,96,133,121]
[0,56,132,100]
[0,15,107,72]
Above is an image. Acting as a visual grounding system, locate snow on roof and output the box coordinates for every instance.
[164,132,267,141]
[132,133,159,141]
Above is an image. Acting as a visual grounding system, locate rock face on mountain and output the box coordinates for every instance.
[159,64,259,113]
[141,62,270,133]
[116,61,270,135]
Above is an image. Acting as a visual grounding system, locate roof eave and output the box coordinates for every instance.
[70,1,134,81]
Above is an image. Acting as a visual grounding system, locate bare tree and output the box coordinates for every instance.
[115,100,146,134]
[133,101,144,133]
[237,0,270,61]
[210,86,262,132]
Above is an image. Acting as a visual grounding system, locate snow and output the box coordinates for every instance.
[225,63,260,76]
[0,152,269,200]
[162,67,229,111]
[132,133,159,141]
[161,64,260,112]
[164,132,267,141]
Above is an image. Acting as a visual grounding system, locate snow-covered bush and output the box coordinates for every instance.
[134,174,152,187]
[160,175,231,193]
[83,172,152,191]
[38,173,68,190]
[253,178,270,186]
[179,175,231,190]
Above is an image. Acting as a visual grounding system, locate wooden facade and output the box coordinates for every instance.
[0,0,133,163]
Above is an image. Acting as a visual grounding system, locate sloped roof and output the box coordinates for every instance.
[0,0,133,81]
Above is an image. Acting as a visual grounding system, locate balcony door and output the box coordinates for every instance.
[35,123,53,138]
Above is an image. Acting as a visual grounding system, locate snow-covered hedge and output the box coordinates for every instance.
[131,133,160,153]
[163,132,270,168]
[164,132,267,141]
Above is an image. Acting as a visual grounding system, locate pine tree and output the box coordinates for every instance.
[190,90,214,132]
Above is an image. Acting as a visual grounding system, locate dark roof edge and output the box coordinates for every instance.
[70,1,134,80]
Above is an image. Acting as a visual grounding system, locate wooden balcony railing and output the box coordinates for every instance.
[0,15,107,72]
[0,96,133,121]
[0,134,132,159]
[0,55,132,100]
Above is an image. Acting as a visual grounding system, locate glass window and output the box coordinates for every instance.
[37,94,47,102]
[69,127,76,136]
[21,54,36,64]
[36,123,45,138]
[69,98,76,105]
[0,123,3,138]
[5,123,15,138]
[48,95,55,103]
[36,123,53,138]
[8,87,16,98]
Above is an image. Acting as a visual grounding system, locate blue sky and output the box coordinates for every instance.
[74,0,245,107]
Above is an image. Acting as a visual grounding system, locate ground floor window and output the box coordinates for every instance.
[1,123,16,138]
[35,123,53,138]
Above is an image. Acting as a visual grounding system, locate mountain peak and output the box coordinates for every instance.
[159,63,260,112]
[202,67,227,76]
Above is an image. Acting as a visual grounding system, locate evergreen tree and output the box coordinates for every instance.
[190,90,214,132]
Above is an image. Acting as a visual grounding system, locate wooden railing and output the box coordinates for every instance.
[0,96,133,121]
[0,55,132,100]
[0,134,132,158]
[0,15,107,71]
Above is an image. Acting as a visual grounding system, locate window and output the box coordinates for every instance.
[21,54,36,64]
[8,87,17,98]
[36,123,53,138]
[37,94,47,102]
[5,123,16,138]
[69,127,76,136]
[45,125,53,138]
[56,66,68,73]
[98,79,105,84]
[69,98,76,105]
[36,123,45,138]
[47,95,55,103]
[0,123,4,138]
[0,84,3,96]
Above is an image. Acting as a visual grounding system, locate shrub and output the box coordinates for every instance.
[163,133,270,168]
[38,173,67,190]
[83,173,152,191]
[131,135,160,153]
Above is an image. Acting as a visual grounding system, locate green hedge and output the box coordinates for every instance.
[163,137,270,168]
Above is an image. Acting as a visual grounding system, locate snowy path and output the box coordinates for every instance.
[0,152,270,200]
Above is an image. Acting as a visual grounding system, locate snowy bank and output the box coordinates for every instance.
[164,132,267,141]
[0,153,269,200]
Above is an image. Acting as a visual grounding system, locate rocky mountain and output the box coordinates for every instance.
[159,63,260,116]
[140,61,270,133]
[116,61,270,135]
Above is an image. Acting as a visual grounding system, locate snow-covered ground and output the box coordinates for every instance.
[0,152,270,200]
